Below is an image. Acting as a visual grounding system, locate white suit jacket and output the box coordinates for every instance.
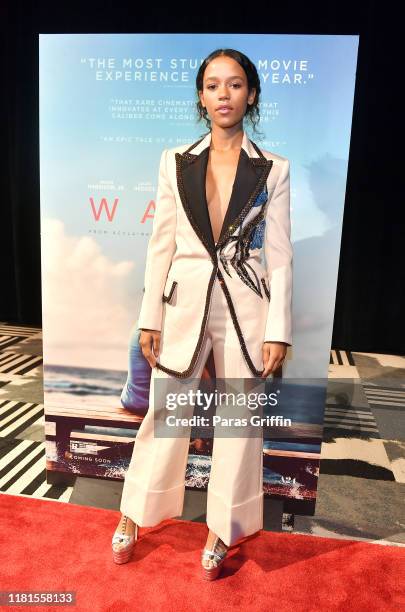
[137,129,293,378]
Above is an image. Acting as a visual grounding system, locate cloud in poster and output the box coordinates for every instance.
[41,218,137,370]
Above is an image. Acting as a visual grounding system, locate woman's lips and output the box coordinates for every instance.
[217,107,232,114]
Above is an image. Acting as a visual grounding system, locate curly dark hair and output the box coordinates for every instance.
[195,48,264,139]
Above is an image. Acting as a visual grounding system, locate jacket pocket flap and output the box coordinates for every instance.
[162,279,177,303]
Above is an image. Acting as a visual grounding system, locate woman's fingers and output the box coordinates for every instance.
[261,342,286,377]
[152,334,160,360]
[139,330,161,368]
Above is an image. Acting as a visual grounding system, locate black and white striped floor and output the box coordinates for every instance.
[323,404,380,438]
[0,438,72,501]
[363,384,405,411]
[324,353,404,483]
[0,351,43,376]
[0,324,42,337]
[0,322,73,501]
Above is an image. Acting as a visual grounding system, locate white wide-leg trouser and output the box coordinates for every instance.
[120,275,264,547]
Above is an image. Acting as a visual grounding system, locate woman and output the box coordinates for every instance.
[112,47,293,580]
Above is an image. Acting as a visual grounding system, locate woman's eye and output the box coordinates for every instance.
[206,83,242,90]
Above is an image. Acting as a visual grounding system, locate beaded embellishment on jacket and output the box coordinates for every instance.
[218,185,269,298]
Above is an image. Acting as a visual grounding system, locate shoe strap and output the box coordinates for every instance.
[112,532,134,545]
[201,547,226,561]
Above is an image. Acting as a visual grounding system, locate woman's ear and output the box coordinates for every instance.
[248,87,256,105]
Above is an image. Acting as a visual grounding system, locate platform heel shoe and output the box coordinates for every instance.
[112,515,139,564]
[201,536,228,581]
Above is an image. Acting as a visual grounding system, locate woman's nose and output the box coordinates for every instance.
[218,88,230,99]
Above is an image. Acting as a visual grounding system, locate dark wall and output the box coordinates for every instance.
[1,1,402,354]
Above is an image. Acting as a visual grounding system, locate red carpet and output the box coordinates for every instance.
[0,493,403,611]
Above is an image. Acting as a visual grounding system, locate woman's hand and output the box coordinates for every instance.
[139,328,161,368]
[261,341,288,377]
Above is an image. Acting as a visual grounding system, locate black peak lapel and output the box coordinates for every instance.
[176,147,216,257]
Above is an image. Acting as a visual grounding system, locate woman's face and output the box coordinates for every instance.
[199,55,256,129]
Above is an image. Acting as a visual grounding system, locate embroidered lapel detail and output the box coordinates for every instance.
[175,129,274,259]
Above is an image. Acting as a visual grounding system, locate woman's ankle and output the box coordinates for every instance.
[119,514,136,534]
[206,529,228,550]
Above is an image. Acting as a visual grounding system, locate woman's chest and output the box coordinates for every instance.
[205,150,241,241]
